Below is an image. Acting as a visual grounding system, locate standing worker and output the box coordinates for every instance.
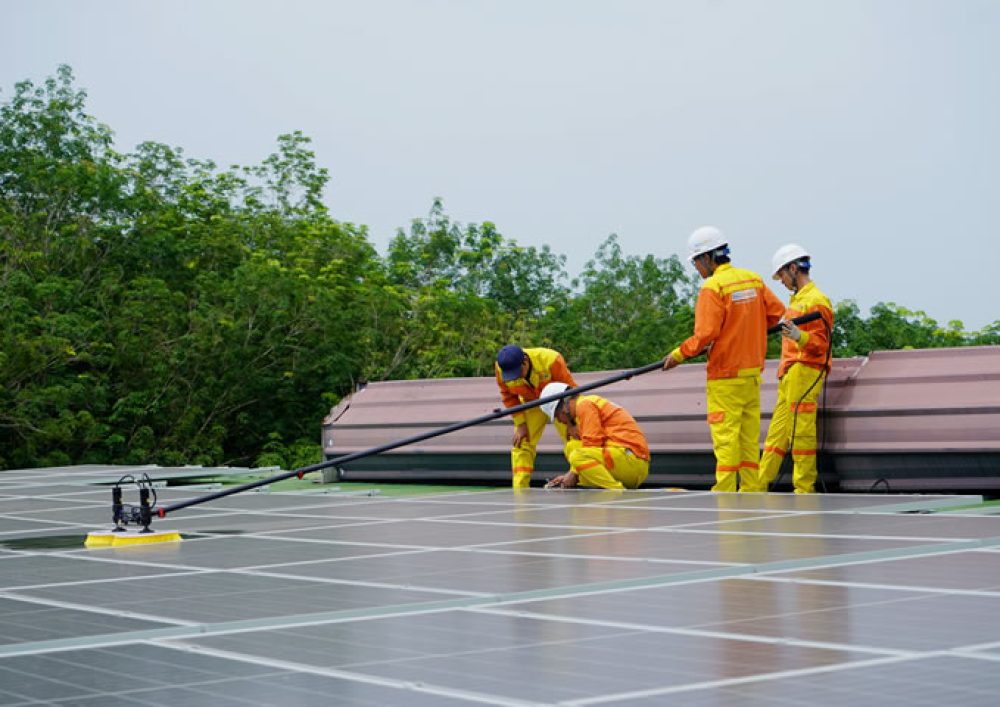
[745,244,834,494]
[539,382,650,490]
[662,226,784,492]
[495,345,577,488]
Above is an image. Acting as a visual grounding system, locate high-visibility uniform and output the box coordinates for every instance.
[496,347,577,488]
[566,395,650,489]
[753,281,834,494]
[669,263,784,492]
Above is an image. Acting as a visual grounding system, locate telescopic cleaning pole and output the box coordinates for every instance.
[158,359,664,517]
[157,311,821,519]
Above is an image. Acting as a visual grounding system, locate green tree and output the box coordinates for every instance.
[0,66,130,468]
[375,199,569,379]
[970,321,1000,346]
[832,300,980,356]
[541,235,697,370]
[1,66,381,469]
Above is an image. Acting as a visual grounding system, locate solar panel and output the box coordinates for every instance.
[1,466,999,705]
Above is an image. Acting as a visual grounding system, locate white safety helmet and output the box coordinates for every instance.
[687,226,728,262]
[539,382,571,421]
[771,243,811,279]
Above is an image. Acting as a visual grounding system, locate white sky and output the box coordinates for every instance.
[3,0,998,329]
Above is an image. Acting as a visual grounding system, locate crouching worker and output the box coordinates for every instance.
[539,382,650,490]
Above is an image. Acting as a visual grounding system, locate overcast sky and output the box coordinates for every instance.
[3,0,997,329]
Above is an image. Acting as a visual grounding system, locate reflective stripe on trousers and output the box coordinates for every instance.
[755,365,825,494]
[567,445,649,490]
[705,374,762,493]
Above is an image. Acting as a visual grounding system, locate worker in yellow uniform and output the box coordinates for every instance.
[662,226,784,492]
[495,345,577,488]
[539,382,650,490]
[745,244,834,494]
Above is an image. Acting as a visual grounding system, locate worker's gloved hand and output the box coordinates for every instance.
[565,423,581,440]
[512,423,530,448]
[780,320,802,342]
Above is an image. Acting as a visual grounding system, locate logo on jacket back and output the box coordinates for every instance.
[731,288,757,303]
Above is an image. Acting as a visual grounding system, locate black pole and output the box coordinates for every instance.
[767,310,821,335]
[159,311,821,518]
[159,359,664,517]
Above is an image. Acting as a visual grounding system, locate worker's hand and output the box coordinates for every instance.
[512,423,530,447]
[780,320,802,342]
[565,422,580,440]
[559,471,579,489]
[545,474,566,489]
[662,355,680,371]
[545,472,579,489]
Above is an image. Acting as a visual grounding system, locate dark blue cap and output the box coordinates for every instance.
[496,345,526,382]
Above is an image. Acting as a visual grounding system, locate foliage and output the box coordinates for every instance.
[0,67,378,469]
[1,66,996,471]
[540,235,697,369]
[375,198,569,379]
[255,433,324,470]
[833,301,1000,356]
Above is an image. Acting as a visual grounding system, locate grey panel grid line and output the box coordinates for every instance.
[468,607,914,658]
[2,467,1000,705]
[744,574,1000,599]
[4,533,999,658]
[150,640,547,707]
[558,654,918,706]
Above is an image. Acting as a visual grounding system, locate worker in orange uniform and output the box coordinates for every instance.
[745,244,834,494]
[495,345,577,488]
[539,382,650,490]
[662,226,784,492]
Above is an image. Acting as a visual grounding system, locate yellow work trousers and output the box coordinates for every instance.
[567,445,649,490]
[756,365,825,494]
[511,406,570,488]
[705,375,762,493]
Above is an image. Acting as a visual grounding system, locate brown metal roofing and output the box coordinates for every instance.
[322,345,1000,488]
[823,346,1000,452]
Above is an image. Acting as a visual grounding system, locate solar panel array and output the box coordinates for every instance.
[2,466,999,706]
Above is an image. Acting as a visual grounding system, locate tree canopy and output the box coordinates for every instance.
[2,67,997,470]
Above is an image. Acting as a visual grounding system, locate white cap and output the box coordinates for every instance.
[687,226,728,261]
[539,382,571,421]
[771,243,811,279]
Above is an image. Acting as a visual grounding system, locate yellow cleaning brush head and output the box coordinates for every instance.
[84,530,182,548]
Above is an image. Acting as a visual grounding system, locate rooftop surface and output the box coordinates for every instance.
[2,466,1000,706]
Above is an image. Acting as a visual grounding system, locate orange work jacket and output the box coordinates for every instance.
[777,281,834,379]
[671,263,785,380]
[574,394,650,461]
